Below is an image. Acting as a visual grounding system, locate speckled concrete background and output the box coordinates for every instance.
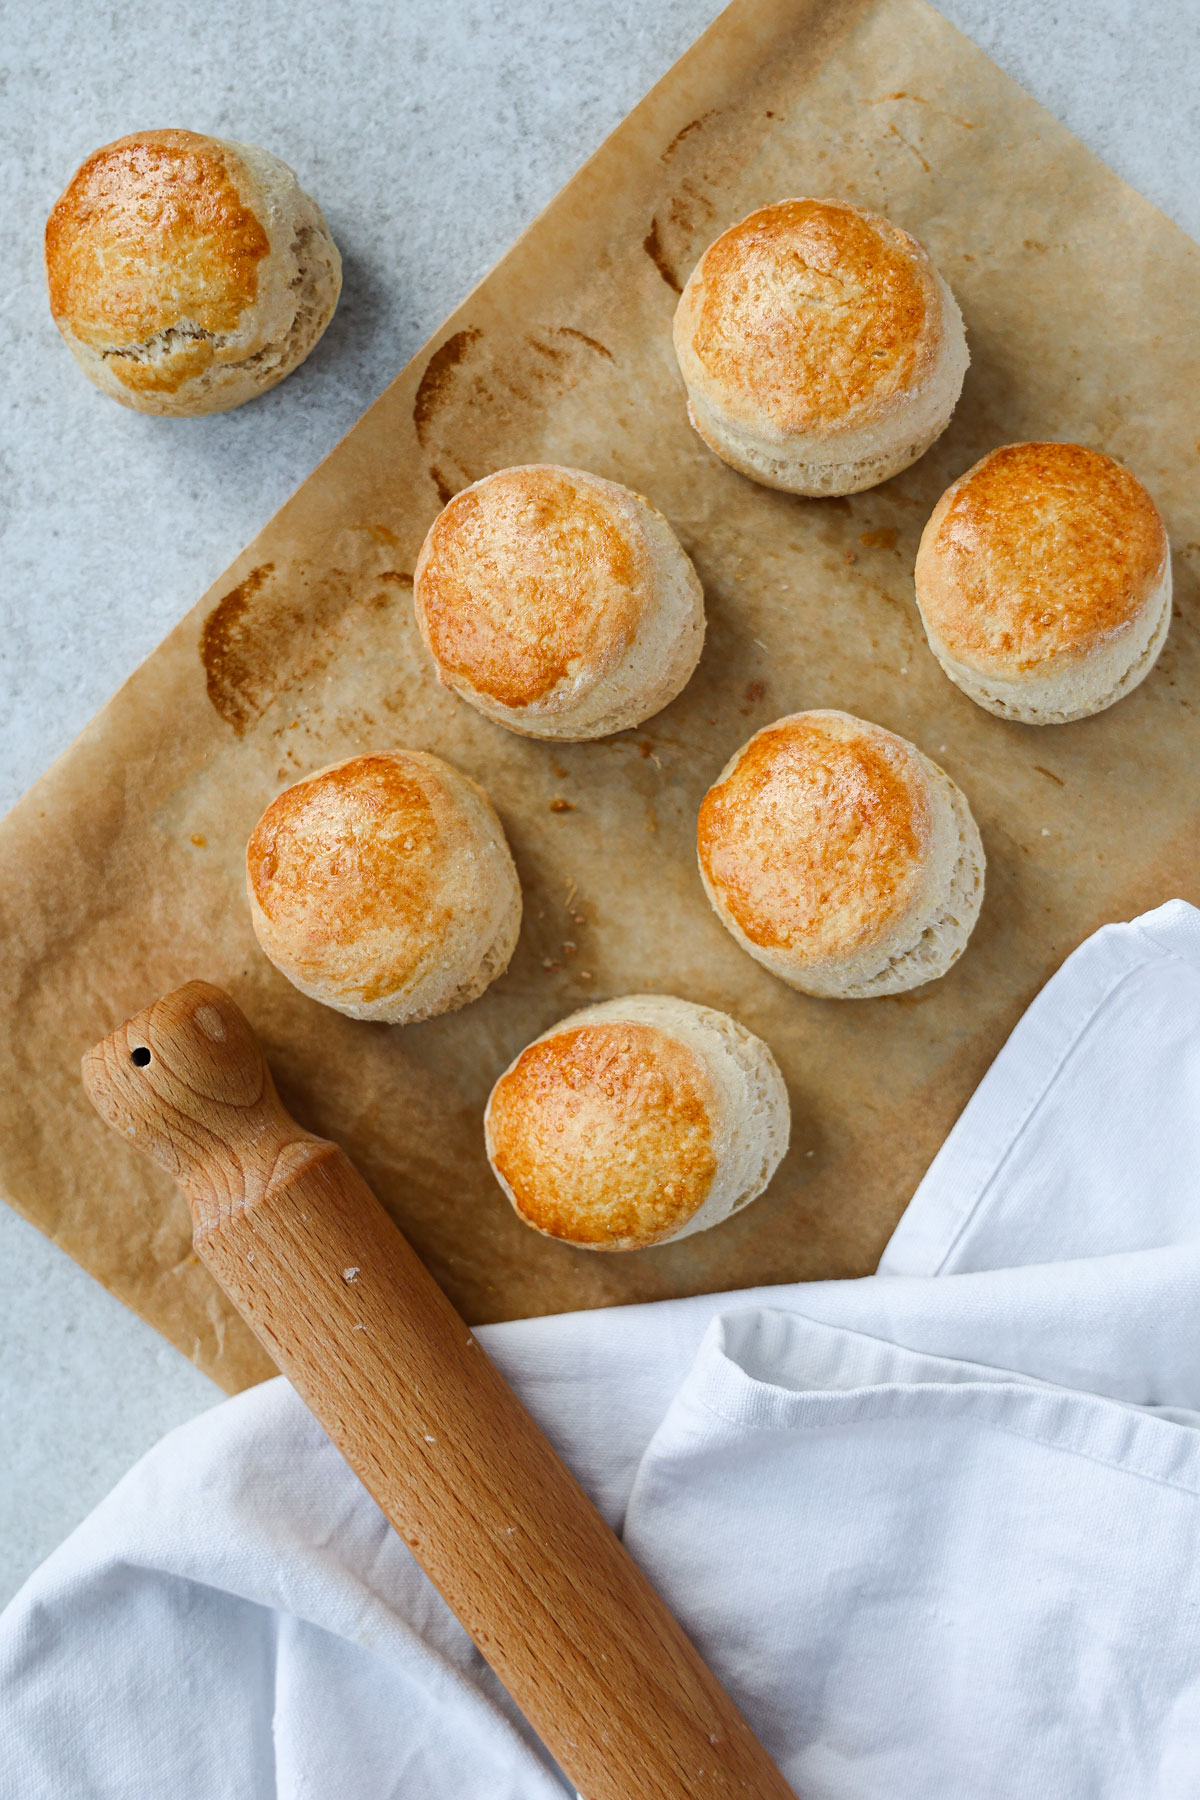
[1,0,1195,1605]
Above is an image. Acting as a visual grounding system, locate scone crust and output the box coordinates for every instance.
[698,711,984,998]
[673,198,947,441]
[246,751,520,1024]
[413,465,705,740]
[487,1020,719,1248]
[45,129,341,415]
[698,711,932,962]
[915,442,1170,676]
[416,466,652,708]
[47,131,269,351]
[485,994,790,1251]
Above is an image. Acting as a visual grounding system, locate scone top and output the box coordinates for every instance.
[248,753,445,1001]
[46,131,272,395]
[245,750,520,1025]
[698,710,934,966]
[915,442,1170,675]
[486,1017,720,1250]
[415,466,652,710]
[673,197,948,441]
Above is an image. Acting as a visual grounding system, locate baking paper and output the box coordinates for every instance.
[2,0,1198,1390]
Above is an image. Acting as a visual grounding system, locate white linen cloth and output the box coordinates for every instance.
[5,899,1200,1798]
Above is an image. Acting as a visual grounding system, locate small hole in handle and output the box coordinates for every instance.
[130,1046,151,1068]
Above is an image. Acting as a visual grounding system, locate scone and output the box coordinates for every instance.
[246,751,520,1023]
[697,710,984,998]
[413,465,705,739]
[914,442,1171,724]
[672,197,968,496]
[484,995,789,1251]
[45,129,342,415]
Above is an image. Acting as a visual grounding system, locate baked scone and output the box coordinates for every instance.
[484,995,789,1251]
[672,197,968,496]
[413,465,705,739]
[914,442,1172,724]
[246,751,520,1023]
[697,710,984,998]
[45,129,342,415]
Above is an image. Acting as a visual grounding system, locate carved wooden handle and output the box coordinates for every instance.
[82,983,795,1800]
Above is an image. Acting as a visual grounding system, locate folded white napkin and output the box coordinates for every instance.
[5,900,1200,1798]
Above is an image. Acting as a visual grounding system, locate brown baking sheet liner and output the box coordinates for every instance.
[3,0,1199,1392]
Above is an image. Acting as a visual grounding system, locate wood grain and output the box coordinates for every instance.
[82,981,796,1800]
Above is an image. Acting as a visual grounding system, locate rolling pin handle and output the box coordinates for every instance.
[83,983,798,1800]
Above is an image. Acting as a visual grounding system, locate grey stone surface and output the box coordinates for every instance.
[0,0,1195,1606]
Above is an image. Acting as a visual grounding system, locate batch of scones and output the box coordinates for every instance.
[46,138,1174,1254]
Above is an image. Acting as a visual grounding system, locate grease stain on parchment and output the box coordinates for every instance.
[667,181,716,236]
[201,564,276,734]
[200,561,408,735]
[412,325,618,499]
[887,119,930,174]
[413,329,483,447]
[643,218,681,293]
[662,113,716,160]
[526,336,567,365]
[429,465,457,506]
[866,91,977,131]
[553,326,614,362]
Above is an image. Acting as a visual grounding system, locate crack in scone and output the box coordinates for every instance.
[101,228,328,382]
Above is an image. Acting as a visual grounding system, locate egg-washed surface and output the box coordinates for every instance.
[45,130,268,392]
[698,713,930,961]
[415,467,650,709]
[4,0,1200,1390]
[916,442,1169,672]
[680,199,941,435]
[247,754,452,1006]
[488,1024,718,1247]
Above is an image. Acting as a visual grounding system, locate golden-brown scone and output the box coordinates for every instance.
[672,197,968,496]
[484,994,789,1251]
[413,465,705,740]
[246,751,520,1023]
[697,710,984,998]
[45,129,341,415]
[914,442,1172,724]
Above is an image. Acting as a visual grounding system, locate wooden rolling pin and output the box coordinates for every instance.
[82,982,795,1800]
